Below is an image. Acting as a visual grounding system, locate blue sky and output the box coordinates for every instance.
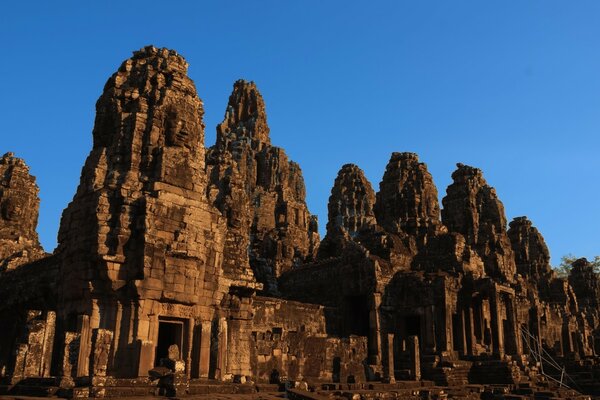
[1,1,599,265]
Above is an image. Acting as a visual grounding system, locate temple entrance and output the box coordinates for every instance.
[452,313,464,353]
[344,295,369,336]
[404,315,421,339]
[155,320,184,366]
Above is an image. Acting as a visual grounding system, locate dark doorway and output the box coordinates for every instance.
[452,313,463,353]
[503,319,517,355]
[155,321,183,366]
[332,357,341,383]
[344,295,370,336]
[404,315,421,338]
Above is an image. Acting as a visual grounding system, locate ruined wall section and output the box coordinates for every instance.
[441,164,516,282]
[250,296,368,383]
[0,152,45,271]
[206,80,319,295]
[56,46,229,321]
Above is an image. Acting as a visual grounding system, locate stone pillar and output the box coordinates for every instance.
[199,321,211,378]
[41,311,56,377]
[465,305,475,356]
[185,318,194,378]
[384,334,395,383]
[10,311,56,381]
[76,315,92,377]
[216,317,228,380]
[137,340,154,377]
[424,306,436,353]
[90,329,113,398]
[10,344,28,384]
[368,294,382,365]
[109,302,123,372]
[562,322,573,355]
[407,335,420,380]
[490,289,504,357]
[443,299,453,352]
[60,332,80,387]
[507,296,520,355]
[23,311,46,378]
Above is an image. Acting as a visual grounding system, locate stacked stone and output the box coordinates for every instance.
[325,164,376,236]
[0,152,45,271]
[56,47,231,347]
[569,258,600,312]
[375,153,442,241]
[507,216,553,283]
[441,163,516,282]
[318,164,377,259]
[206,80,319,294]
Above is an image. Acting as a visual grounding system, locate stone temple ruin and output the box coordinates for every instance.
[1,46,599,399]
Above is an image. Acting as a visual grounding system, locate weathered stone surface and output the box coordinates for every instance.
[569,258,600,312]
[508,216,552,282]
[51,46,256,380]
[441,163,516,282]
[57,46,230,312]
[0,152,45,271]
[326,164,376,236]
[375,152,441,240]
[1,46,600,399]
[206,80,319,295]
[318,164,376,259]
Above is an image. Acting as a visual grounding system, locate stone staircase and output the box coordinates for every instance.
[421,355,472,386]
[468,359,521,385]
[0,377,61,397]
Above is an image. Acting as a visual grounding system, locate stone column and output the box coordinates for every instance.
[459,308,467,355]
[424,306,436,353]
[199,321,211,378]
[76,315,92,377]
[384,333,395,383]
[506,296,520,355]
[368,293,382,365]
[41,311,56,377]
[442,297,453,352]
[59,332,80,388]
[10,344,28,384]
[407,335,420,380]
[465,305,475,356]
[490,288,504,357]
[562,322,574,354]
[109,302,123,372]
[186,318,194,378]
[23,311,45,378]
[90,329,113,398]
[137,340,154,377]
[216,317,228,380]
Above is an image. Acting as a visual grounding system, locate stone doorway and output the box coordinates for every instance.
[155,320,184,366]
[404,315,421,339]
[344,295,369,336]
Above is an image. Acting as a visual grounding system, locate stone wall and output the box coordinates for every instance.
[0,45,599,397]
[250,297,368,383]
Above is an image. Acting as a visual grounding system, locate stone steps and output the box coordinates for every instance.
[187,381,257,395]
[468,360,521,385]
[0,377,62,398]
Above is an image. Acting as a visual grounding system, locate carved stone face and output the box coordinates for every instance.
[1,197,20,221]
[165,109,190,148]
[164,103,199,148]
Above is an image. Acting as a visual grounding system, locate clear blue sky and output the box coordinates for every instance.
[1,1,599,265]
